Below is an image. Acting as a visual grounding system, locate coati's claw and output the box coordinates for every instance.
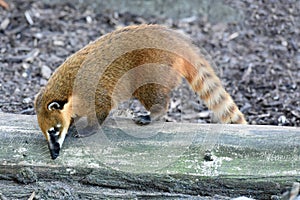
[67,125,77,137]
[132,113,151,125]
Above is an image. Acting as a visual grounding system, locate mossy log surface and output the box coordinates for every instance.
[0,113,299,199]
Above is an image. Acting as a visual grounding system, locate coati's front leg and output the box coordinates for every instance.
[70,120,100,138]
[70,102,111,138]
[133,84,171,125]
[68,116,99,138]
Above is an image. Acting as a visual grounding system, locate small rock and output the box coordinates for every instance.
[41,65,52,79]
[278,115,287,124]
[281,40,288,47]
[24,10,34,25]
[14,88,21,94]
[180,16,197,23]
[22,72,28,78]
[198,111,210,118]
[23,97,31,104]
[86,16,92,24]
[0,18,10,30]
[34,33,43,39]
[227,32,239,41]
[40,78,48,86]
[53,40,65,46]
[22,63,30,69]
[0,47,6,54]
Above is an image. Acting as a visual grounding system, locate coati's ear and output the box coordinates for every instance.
[48,101,67,111]
[34,87,45,109]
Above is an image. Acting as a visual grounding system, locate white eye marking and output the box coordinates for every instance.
[49,127,55,132]
[57,124,62,128]
[48,102,61,111]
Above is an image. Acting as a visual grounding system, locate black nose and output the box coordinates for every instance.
[49,142,60,160]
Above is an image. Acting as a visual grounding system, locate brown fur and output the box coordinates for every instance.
[35,24,247,143]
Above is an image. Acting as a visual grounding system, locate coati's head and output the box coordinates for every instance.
[34,88,72,160]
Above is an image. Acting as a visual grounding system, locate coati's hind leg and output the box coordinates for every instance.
[133,84,170,125]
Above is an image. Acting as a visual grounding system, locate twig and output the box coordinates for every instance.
[28,191,35,200]
[24,11,34,25]
[0,0,9,10]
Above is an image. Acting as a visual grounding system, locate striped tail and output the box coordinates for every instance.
[174,57,247,124]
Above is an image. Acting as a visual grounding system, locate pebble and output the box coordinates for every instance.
[86,16,93,24]
[0,18,10,30]
[53,40,65,46]
[198,111,211,118]
[24,10,34,25]
[14,88,21,94]
[278,115,287,124]
[41,65,52,79]
[22,72,28,78]
[23,97,31,104]
[34,33,43,39]
[40,78,48,86]
[22,63,30,70]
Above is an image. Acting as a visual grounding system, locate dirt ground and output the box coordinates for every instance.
[0,0,299,126]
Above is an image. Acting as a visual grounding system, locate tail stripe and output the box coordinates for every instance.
[185,62,247,124]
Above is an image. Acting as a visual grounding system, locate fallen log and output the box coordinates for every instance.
[0,112,299,199]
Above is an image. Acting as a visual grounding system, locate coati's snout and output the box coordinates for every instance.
[44,123,70,160]
[47,125,62,159]
[45,122,70,160]
[48,139,60,160]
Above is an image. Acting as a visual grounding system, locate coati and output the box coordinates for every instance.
[34,24,247,160]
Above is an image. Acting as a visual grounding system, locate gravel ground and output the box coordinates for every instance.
[0,0,299,126]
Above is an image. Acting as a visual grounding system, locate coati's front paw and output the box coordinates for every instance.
[132,113,151,125]
[67,125,78,137]
[68,125,98,138]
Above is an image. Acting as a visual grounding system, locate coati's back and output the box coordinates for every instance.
[35,24,246,159]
